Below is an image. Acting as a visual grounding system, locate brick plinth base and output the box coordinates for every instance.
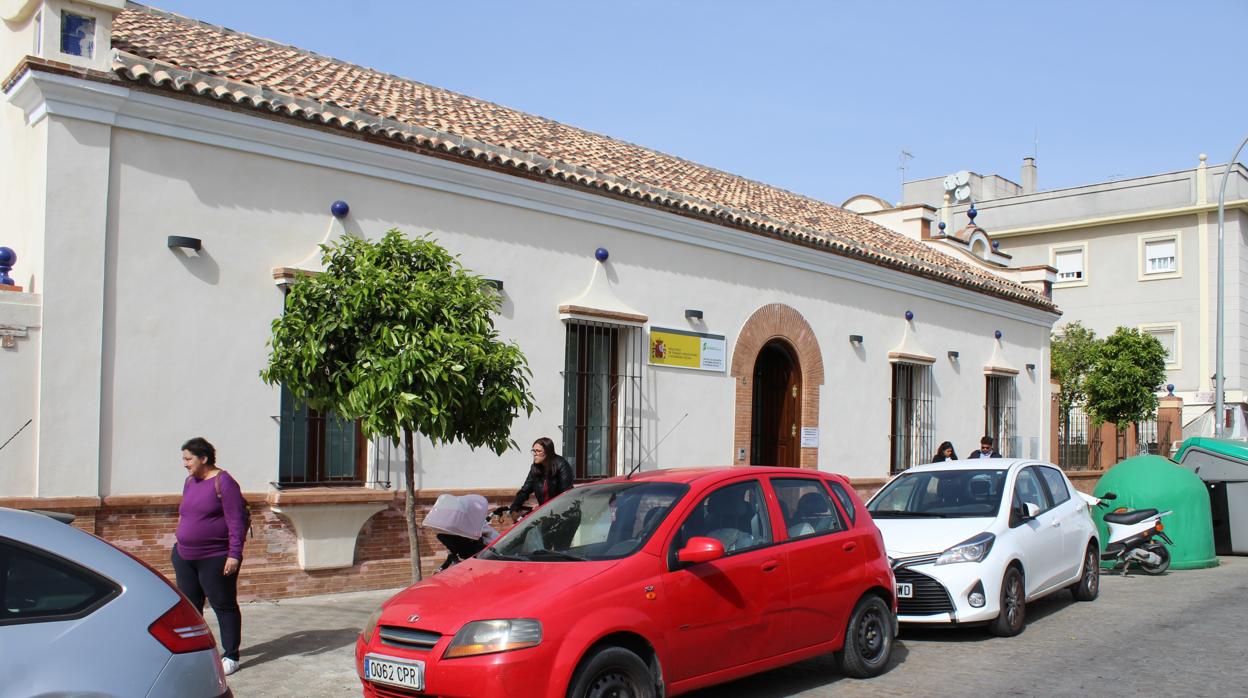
[1,490,517,601]
[3,476,903,600]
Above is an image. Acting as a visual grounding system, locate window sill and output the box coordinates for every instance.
[268,487,394,570]
[266,486,394,508]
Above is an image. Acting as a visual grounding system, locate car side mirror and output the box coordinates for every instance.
[677,536,725,565]
[1014,500,1039,522]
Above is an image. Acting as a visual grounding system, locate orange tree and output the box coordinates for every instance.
[1083,327,1167,437]
[262,230,535,581]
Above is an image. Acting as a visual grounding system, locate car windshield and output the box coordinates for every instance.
[482,481,688,562]
[867,469,1007,518]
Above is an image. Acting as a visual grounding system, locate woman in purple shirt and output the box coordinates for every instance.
[173,437,248,676]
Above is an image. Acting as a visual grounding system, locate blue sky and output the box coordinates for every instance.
[149,0,1248,207]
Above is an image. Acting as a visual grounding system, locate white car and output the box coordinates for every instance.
[865,459,1100,636]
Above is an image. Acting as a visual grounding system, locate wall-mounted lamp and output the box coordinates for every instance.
[1025,363,1036,372]
[167,235,202,251]
[849,334,864,345]
[484,278,504,291]
[948,350,960,360]
[684,309,703,320]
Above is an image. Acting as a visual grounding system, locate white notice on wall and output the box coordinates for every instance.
[800,427,819,448]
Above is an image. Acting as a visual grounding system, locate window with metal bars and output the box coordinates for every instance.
[276,384,367,487]
[561,321,643,480]
[890,362,934,473]
[985,375,1018,457]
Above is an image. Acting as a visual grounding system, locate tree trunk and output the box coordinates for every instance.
[404,428,422,583]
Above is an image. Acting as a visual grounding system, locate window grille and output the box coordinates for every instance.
[276,385,366,487]
[561,320,643,480]
[1058,402,1091,469]
[890,362,934,473]
[985,376,1018,457]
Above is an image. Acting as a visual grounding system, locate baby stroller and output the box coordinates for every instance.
[424,494,500,571]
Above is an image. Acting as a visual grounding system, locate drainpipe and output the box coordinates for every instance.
[1216,136,1248,437]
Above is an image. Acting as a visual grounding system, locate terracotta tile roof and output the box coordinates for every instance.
[103,3,1054,311]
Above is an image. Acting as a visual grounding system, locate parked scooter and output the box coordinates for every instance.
[1079,491,1174,575]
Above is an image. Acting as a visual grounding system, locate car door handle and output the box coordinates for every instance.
[761,560,780,573]
[843,542,858,552]
[1052,520,1061,528]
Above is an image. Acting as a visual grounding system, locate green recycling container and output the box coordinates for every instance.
[1092,455,1218,570]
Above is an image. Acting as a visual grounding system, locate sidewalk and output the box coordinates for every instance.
[208,587,400,697]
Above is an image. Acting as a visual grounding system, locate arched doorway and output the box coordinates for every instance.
[751,340,801,467]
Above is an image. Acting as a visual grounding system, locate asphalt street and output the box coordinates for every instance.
[214,556,1248,697]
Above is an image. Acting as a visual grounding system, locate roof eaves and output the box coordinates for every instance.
[106,51,1056,312]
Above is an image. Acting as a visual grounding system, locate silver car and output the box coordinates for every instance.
[0,507,231,697]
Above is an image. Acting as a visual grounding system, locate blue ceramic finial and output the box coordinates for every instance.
[994,330,1003,340]
[967,204,978,223]
[595,247,609,263]
[0,246,15,286]
[1166,384,1175,396]
[905,310,914,321]
[991,239,1000,251]
[331,200,350,219]
[938,221,946,233]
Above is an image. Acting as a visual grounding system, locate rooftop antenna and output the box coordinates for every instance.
[627,412,689,478]
[1033,126,1039,160]
[898,149,914,202]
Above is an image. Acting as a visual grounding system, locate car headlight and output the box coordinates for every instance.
[935,532,995,565]
[361,607,384,642]
[444,619,542,659]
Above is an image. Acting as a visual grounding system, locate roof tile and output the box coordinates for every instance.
[104,4,1054,310]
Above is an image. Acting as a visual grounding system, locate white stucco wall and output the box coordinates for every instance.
[2,71,1059,498]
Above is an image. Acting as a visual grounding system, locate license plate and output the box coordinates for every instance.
[896,582,913,599]
[364,654,424,691]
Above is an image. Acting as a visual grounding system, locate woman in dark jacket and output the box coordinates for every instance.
[931,441,958,463]
[509,437,574,513]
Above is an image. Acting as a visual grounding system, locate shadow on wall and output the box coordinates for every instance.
[170,246,220,285]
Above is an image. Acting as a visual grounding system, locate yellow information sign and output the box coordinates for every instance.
[648,327,726,372]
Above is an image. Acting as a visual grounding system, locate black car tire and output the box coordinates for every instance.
[988,566,1026,637]
[836,595,894,678]
[567,647,656,698]
[1069,542,1100,601]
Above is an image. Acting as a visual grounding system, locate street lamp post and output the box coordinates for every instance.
[1216,135,1248,438]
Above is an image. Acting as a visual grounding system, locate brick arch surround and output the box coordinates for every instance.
[731,304,825,469]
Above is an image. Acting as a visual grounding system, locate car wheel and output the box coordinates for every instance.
[836,595,894,678]
[988,566,1026,637]
[567,647,655,698]
[1070,542,1100,601]
[1141,544,1171,575]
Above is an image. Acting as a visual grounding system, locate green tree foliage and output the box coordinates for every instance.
[1051,321,1099,418]
[262,230,536,581]
[1083,327,1168,432]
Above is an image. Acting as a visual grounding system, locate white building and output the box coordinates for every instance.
[0,1,1058,594]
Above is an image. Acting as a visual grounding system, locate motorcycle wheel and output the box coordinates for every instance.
[1141,544,1171,575]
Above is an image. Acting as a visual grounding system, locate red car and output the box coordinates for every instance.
[356,467,896,697]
